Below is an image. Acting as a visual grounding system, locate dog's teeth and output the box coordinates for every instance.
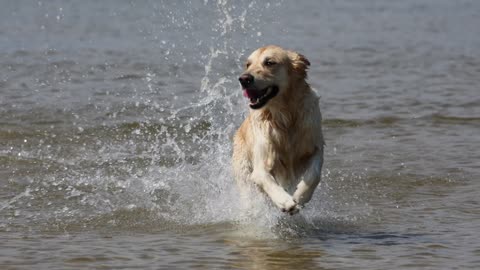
[261,89,270,99]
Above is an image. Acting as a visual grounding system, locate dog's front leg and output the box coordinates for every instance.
[250,169,298,213]
[293,146,324,206]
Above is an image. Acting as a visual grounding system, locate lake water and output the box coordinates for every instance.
[1,0,479,269]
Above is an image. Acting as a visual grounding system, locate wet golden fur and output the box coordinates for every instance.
[232,45,324,214]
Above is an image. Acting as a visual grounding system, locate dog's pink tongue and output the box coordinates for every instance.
[243,89,258,99]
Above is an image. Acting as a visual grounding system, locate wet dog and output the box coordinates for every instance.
[232,45,324,214]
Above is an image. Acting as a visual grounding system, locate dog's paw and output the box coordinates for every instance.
[280,199,300,215]
[282,205,301,215]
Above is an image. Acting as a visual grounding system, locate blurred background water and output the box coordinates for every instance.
[0,0,479,269]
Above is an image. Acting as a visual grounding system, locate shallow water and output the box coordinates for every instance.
[1,0,479,269]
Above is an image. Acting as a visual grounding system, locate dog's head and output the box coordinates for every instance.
[239,45,310,110]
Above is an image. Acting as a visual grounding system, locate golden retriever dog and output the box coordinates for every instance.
[232,45,324,215]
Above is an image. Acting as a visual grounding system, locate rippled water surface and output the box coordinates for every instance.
[1,0,479,269]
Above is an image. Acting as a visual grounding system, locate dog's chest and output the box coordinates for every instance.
[261,124,312,185]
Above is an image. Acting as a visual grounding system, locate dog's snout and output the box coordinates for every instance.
[239,74,254,88]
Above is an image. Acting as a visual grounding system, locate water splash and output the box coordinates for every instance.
[0,0,371,238]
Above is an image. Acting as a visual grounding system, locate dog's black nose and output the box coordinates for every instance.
[239,74,254,88]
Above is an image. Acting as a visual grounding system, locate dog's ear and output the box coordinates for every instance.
[288,51,310,79]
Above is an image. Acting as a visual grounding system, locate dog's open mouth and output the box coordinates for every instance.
[243,86,279,109]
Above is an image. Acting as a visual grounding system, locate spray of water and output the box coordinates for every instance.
[1,0,372,238]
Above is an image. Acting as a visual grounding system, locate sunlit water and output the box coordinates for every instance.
[1,0,479,269]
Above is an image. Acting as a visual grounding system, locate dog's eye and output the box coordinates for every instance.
[246,62,251,68]
[264,59,276,67]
